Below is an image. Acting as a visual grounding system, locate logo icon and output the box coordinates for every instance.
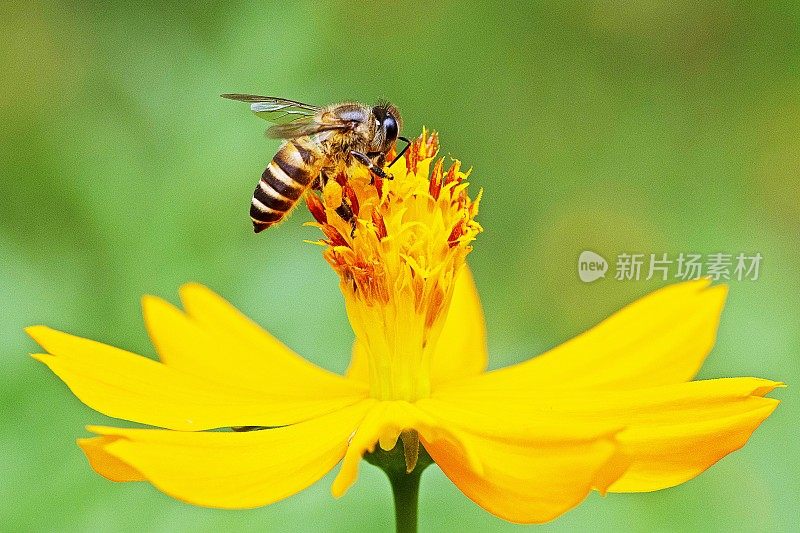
[578,251,608,283]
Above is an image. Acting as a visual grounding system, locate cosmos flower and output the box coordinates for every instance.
[27,131,781,525]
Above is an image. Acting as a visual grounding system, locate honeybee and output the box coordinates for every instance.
[222,94,409,232]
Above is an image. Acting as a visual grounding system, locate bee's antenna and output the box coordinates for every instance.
[389,136,412,168]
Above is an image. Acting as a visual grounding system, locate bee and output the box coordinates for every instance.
[222,94,409,233]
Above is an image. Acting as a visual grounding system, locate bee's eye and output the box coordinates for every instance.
[383,116,398,142]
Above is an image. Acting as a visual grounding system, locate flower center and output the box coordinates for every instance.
[307,130,482,401]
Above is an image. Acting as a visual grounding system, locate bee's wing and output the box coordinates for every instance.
[222,93,355,140]
[262,119,331,139]
[221,94,319,124]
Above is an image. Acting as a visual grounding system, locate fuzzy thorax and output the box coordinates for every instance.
[307,131,482,401]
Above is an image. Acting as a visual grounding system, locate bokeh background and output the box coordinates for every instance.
[2,1,798,531]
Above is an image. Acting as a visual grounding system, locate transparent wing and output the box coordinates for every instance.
[266,119,333,139]
[221,94,320,124]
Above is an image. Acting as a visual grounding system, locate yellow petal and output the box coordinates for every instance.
[431,266,488,386]
[611,400,779,492]
[432,376,782,495]
[331,400,482,498]
[604,379,781,492]
[345,338,369,383]
[85,401,374,509]
[78,436,145,482]
[346,267,487,385]
[28,326,366,430]
[144,288,364,396]
[416,399,626,524]
[439,279,727,393]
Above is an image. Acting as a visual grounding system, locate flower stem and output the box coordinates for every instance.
[388,465,422,533]
[364,431,433,533]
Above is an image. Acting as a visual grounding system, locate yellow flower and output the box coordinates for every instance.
[27,130,781,524]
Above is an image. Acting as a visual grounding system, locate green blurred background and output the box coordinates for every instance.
[2,1,798,531]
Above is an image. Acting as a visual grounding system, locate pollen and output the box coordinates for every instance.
[307,130,482,401]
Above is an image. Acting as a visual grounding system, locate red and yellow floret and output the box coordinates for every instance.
[305,130,482,401]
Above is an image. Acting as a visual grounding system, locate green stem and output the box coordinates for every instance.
[388,466,422,533]
[364,432,433,533]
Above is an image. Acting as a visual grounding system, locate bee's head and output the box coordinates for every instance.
[372,101,402,152]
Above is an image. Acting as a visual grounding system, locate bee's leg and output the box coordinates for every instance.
[364,152,384,185]
[351,150,392,181]
[368,152,387,168]
[334,200,357,237]
[312,171,329,191]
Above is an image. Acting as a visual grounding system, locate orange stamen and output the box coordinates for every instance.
[372,210,387,240]
[305,192,327,224]
[321,224,348,248]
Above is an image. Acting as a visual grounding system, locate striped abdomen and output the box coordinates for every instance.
[250,139,323,233]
